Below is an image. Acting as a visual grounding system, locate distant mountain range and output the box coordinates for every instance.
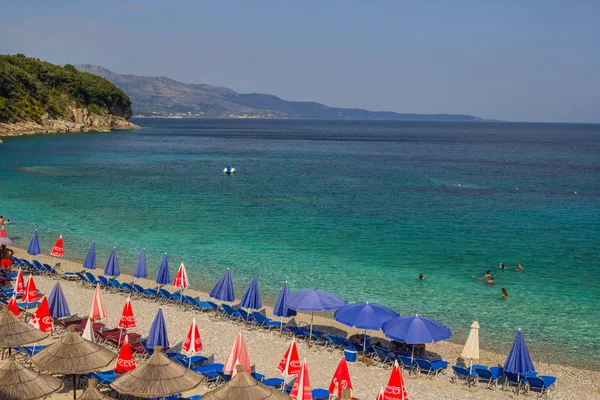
[75,64,484,121]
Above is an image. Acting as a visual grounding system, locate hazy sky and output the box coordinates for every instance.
[1,0,599,122]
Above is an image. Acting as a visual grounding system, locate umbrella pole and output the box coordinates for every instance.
[308,312,314,348]
[72,374,76,400]
[117,328,123,349]
[362,329,367,363]
[180,289,183,306]
[409,346,414,376]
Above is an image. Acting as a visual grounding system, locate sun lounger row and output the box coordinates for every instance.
[451,365,557,395]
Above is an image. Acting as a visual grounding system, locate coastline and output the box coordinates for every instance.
[9,246,600,399]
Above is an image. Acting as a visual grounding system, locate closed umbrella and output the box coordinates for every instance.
[0,355,63,400]
[110,347,203,398]
[286,289,347,347]
[182,318,203,357]
[115,335,136,374]
[201,364,289,400]
[0,226,6,237]
[27,230,41,256]
[383,361,408,400]
[31,326,116,400]
[103,247,120,277]
[28,296,53,333]
[223,332,251,376]
[173,262,189,304]
[147,307,169,349]
[504,329,535,375]
[21,275,39,303]
[0,306,48,348]
[273,281,296,336]
[83,243,96,270]
[210,268,235,302]
[51,235,64,257]
[334,302,398,358]
[89,284,107,320]
[15,268,25,294]
[133,248,147,282]
[82,318,95,343]
[48,282,71,319]
[329,357,353,399]
[290,359,312,400]
[240,277,262,310]
[7,295,20,319]
[156,253,171,286]
[461,321,480,380]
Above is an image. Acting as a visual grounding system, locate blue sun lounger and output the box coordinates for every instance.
[91,370,120,386]
[474,366,504,389]
[524,375,557,397]
[312,389,330,399]
[251,312,283,329]
[414,357,449,377]
[451,365,471,384]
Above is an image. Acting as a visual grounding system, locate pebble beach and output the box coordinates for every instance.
[8,248,600,400]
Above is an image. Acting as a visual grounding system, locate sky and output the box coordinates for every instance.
[1,0,599,123]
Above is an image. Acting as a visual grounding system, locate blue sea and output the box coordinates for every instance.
[1,119,599,368]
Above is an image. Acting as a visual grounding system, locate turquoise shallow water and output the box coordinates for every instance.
[1,119,599,368]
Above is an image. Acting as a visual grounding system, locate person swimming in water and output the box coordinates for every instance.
[498,262,506,270]
[486,276,496,286]
[478,270,492,281]
[500,287,508,299]
[517,263,524,271]
[419,273,426,281]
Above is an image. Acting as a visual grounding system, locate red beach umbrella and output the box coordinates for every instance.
[51,235,64,257]
[29,296,53,333]
[290,359,312,400]
[8,294,21,319]
[0,226,6,237]
[115,334,136,374]
[383,361,408,400]
[173,263,189,289]
[182,317,203,355]
[277,339,301,377]
[118,296,136,329]
[21,275,39,302]
[329,357,353,398]
[15,268,25,294]
[223,332,251,376]
[90,284,107,320]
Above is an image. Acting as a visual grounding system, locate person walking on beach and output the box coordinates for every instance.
[0,244,13,274]
[500,287,509,299]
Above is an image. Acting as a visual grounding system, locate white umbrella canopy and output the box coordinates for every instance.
[461,321,480,363]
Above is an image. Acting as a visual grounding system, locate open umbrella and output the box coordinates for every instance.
[133,248,147,282]
[147,307,169,348]
[334,302,398,358]
[0,237,12,246]
[461,321,480,380]
[223,332,250,376]
[51,235,64,257]
[110,346,203,398]
[15,268,25,294]
[173,262,189,304]
[31,326,116,400]
[83,243,97,270]
[29,296,53,333]
[115,335,136,374]
[290,359,312,400]
[202,364,289,400]
[104,247,120,277]
[0,355,63,400]
[329,357,353,398]
[7,295,20,319]
[277,339,301,377]
[504,329,535,375]
[90,284,107,320]
[0,306,48,348]
[21,275,39,303]
[210,268,235,302]
[383,361,408,400]
[27,230,41,256]
[77,379,111,400]
[48,282,71,319]
[286,289,347,347]
[156,253,171,286]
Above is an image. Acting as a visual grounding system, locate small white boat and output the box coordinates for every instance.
[223,165,236,175]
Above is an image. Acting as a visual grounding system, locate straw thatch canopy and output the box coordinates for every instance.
[77,379,111,400]
[0,355,63,400]
[0,306,48,347]
[31,326,116,374]
[111,347,203,398]
[202,365,289,400]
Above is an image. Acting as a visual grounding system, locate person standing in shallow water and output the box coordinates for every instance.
[500,287,509,299]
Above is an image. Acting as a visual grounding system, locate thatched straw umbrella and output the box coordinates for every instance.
[77,379,111,400]
[0,306,48,348]
[202,365,289,400]
[0,355,63,400]
[111,346,203,398]
[31,326,116,400]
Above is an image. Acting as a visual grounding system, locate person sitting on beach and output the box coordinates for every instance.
[486,276,496,286]
[0,245,13,274]
[419,273,426,280]
[500,287,508,299]
[517,263,524,271]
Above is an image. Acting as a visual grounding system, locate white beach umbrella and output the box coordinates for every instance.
[461,321,480,369]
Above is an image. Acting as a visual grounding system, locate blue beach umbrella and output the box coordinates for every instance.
[27,229,41,256]
[273,281,296,318]
[383,314,452,362]
[147,307,169,349]
[103,247,120,277]
[287,289,347,347]
[156,253,171,286]
[134,248,147,281]
[209,268,235,302]
[83,242,96,270]
[504,329,535,375]
[47,282,71,318]
[240,277,262,310]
